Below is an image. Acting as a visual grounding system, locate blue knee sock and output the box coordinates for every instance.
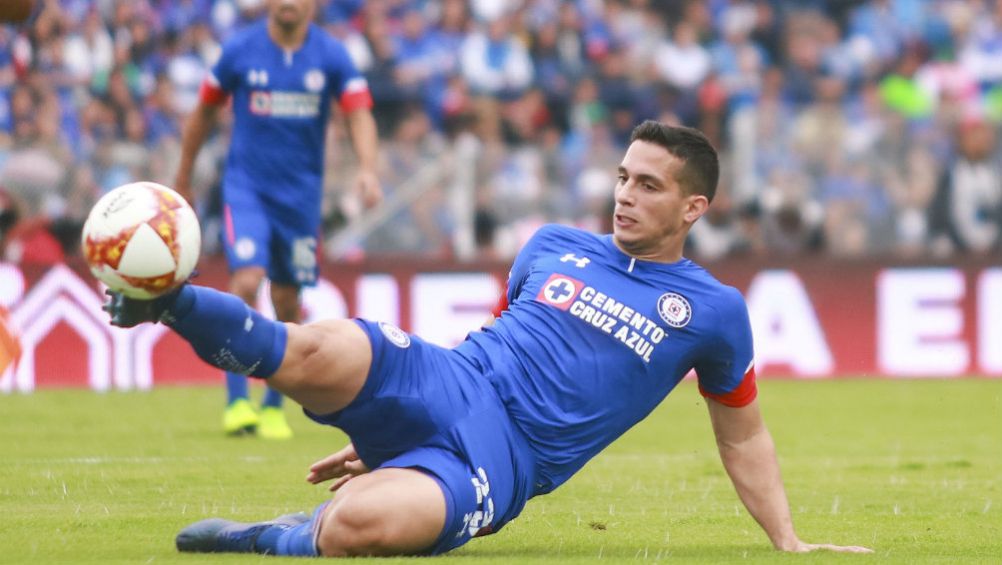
[255,502,328,556]
[225,372,249,404]
[262,385,284,408]
[164,286,287,378]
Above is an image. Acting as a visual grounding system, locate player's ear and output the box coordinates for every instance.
[684,194,710,224]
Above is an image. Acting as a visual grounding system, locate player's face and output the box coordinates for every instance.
[268,0,314,30]
[612,140,708,262]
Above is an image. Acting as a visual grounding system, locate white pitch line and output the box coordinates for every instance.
[22,456,268,465]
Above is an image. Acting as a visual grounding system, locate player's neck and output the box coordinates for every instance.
[268,22,308,50]
[611,236,684,264]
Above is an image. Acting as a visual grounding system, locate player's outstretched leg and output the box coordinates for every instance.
[175,510,312,554]
[104,284,371,416]
[315,468,446,557]
[104,284,286,378]
[175,468,449,556]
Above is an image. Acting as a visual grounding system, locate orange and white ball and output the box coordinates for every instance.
[81,182,201,299]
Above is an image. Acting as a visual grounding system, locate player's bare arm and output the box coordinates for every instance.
[174,101,223,205]
[345,108,382,208]
[707,398,873,553]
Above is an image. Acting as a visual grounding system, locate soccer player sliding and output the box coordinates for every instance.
[104,121,873,557]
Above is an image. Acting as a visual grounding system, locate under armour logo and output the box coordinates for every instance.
[560,253,590,268]
[248,69,268,86]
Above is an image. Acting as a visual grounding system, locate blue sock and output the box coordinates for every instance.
[255,502,328,556]
[262,385,283,408]
[225,372,248,404]
[164,286,287,378]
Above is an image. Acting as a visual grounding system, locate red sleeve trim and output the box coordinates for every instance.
[699,365,758,407]
[340,76,373,112]
[340,89,373,113]
[199,78,229,106]
[490,284,509,318]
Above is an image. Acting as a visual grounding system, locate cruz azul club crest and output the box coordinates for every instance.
[304,69,325,92]
[657,292,692,328]
[536,274,584,311]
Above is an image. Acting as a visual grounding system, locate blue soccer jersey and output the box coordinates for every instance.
[456,224,756,494]
[204,21,371,213]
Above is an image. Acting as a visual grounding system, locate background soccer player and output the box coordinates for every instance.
[173,0,381,439]
[109,121,871,556]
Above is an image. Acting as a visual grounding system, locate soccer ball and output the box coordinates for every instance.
[81,182,201,299]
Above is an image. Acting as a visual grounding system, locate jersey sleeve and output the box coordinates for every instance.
[693,288,757,407]
[504,224,557,306]
[198,75,229,105]
[201,38,240,105]
[326,36,372,112]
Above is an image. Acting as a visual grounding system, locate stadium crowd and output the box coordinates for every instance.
[0,0,1000,263]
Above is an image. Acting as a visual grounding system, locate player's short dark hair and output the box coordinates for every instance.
[629,120,719,202]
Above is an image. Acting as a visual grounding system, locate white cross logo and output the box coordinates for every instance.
[543,278,576,304]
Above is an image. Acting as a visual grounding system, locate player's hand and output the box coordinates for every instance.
[354,170,382,209]
[102,288,181,327]
[780,540,873,553]
[306,442,371,492]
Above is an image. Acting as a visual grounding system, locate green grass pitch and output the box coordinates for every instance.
[1,379,999,564]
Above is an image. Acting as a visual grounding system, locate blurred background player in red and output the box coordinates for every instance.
[173,0,382,439]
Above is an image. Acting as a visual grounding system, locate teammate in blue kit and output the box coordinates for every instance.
[173,0,381,439]
[107,121,872,556]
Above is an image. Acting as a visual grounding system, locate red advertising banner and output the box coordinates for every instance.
[0,256,999,392]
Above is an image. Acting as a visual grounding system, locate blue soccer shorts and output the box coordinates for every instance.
[304,319,538,555]
[221,185,319,287]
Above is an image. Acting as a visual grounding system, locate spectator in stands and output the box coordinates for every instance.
[790,74,850,174]
[757,164,824,255]
[653,19,710,123]
[781,11,831,107]
[360,8,407,135]
[819,154,894,257]
[423,0,470,129]
[1,0,1000,262]
[366,106,449,255]
[596,47,641,146]
[929,116,1002,255]
[460,13,533,100]
[958,0,1002,89]
[62,8,113,86]
[391,7,434,110]
[528,17,582,133]
[882,143,940,257]
[879,41,934,120]
[0,185,78,266]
